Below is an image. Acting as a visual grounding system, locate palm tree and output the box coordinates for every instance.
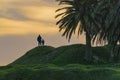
[93,0,120,62]
[55,0,99,62]
[105,0,120,62]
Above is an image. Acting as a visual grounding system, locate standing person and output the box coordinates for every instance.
[41,38,45,46]
[37,35,42,46]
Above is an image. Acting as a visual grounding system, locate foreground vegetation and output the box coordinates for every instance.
[0,44,120,80]
[1,63,120,80]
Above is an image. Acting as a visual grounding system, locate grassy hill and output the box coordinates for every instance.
[1,44,120,80]
[10,44,110,65]
[1,64,120,80]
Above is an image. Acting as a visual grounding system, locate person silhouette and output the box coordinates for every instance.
[41,38,45,46]
[37,35,42,46]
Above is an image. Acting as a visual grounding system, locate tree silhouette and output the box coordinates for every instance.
[93,0,120,62]
[55,0,99,62]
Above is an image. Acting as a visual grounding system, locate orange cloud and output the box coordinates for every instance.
[0,0,60,36]
[21,6,57,22]
[0,18,59,36]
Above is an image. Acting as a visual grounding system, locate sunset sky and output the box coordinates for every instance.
[0,0,85,66]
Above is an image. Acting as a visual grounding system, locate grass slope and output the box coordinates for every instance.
[1,44,120,80]
[1,64,120,80]
[10,44,110,65]
[10,46,55,65]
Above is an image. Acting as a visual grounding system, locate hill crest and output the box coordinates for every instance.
[10,44,110,65]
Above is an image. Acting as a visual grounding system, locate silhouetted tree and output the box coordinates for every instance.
[56,0,99,62]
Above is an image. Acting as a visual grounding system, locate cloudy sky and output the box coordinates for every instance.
[0,0,85,66]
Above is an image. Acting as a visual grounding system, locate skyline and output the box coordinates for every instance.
[0,0,85,66]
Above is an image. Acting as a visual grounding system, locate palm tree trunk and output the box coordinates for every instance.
[84,31,92,62]
[108,42,114,63]
[109,43,119,63]
[109,46,114,63]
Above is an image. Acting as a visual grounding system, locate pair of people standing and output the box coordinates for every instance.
[37,35,45,46]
